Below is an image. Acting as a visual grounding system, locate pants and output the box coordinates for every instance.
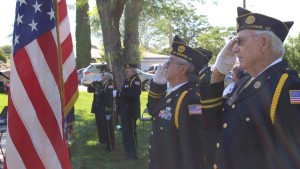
[121,117,137,159]
[104,116,115,150]
[95,112,106,143]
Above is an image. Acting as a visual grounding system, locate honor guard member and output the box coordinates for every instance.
[147,35,212,169]
[119,63,141,160]
[102,72,116,151]
[200,7,300,169]
[87,72,106,144]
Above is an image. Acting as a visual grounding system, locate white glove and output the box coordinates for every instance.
[152,63,168,85]
[214,37,237,75]
[94,74,102,82]
[113,90,117,97]
[106,115,111,120]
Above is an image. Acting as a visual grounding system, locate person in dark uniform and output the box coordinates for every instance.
[87,73,106,144]
[198,65,211,85]
[146,35,212,169]
[101,72,115,151]
[200,7,300,169]
[118,63,141,160]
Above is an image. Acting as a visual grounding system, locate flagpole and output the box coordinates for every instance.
[53,0,73,166]
[53,0,66,117]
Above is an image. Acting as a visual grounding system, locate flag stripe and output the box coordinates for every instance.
[61,33,73,63]
[7,89,45,169]
[13,46,63,168]
[4,128,26,169]
[37,30,61,87]
[26,37,63,135]
[58,0,67,23]
[58,0,78,122]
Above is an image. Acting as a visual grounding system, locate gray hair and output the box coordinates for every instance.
[103,72,113,80]
[131,68,138,74]
[254,30,285,57]
[176,57,199,83]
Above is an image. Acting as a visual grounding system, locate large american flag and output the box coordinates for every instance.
[5,0,77,168]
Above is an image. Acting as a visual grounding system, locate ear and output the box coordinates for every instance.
[180,65,189,75]
[260,36,268,52]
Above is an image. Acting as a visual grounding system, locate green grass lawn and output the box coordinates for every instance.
[0,91,151,169]
[0,93,8,112]
[70,91,150,169]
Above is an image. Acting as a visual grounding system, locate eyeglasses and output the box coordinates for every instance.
[235,35,261,46]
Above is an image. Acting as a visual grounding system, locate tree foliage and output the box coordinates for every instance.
[139,1,210,52]
[0,45,11,63]
[197,26,236,64]
[0,50,7,63]
[284,33,300,72]
[76,0,92,69]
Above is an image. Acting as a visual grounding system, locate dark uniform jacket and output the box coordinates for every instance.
[87,81,104,113]
[102,79,114,115]
[200,60,300,169]
[147,80,206,169]
[119,74,141,119]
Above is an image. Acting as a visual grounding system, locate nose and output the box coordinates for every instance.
[232,43,239,53]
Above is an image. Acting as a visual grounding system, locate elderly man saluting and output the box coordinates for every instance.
[200,7,300,169]
[147,35,213,169]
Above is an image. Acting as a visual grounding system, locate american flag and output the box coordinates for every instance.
[290,90,300,104]
[5,0,75,168]
[57,0,78,135]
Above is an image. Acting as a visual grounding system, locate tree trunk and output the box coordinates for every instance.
[76,0,91,69]
[123,0,143,66]
[96,0,128,89]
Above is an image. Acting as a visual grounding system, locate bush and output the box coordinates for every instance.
[0,50,7,63]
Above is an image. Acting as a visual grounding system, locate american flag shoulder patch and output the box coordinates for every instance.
[290,90,300,104]
[135,81,140,85]
[188,104,202,115]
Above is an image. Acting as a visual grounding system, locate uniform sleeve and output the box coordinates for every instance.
[177,92,205,169]
[199,82,224,169]
[125,77,141,99]
[87,82,95,93]
[200,82,224,129]
[147,79,167,116]
[274,75,300,169]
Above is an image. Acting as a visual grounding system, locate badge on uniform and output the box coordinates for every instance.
[188,104,202,115]
[158,107,172,120]
[290,90,300,104]
[166,98,171,103]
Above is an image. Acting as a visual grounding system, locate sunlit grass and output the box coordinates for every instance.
[70,91,150,169]
[0,93,8,112]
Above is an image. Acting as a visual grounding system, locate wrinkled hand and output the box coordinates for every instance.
[152,63,168,85]
[214,37,237,75]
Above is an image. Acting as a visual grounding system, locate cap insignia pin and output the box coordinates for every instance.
[178,45,185,53]
[246,15,256,24]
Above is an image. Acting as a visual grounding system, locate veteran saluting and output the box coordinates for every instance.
[200,7,300,169]
[147,35,212,169]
